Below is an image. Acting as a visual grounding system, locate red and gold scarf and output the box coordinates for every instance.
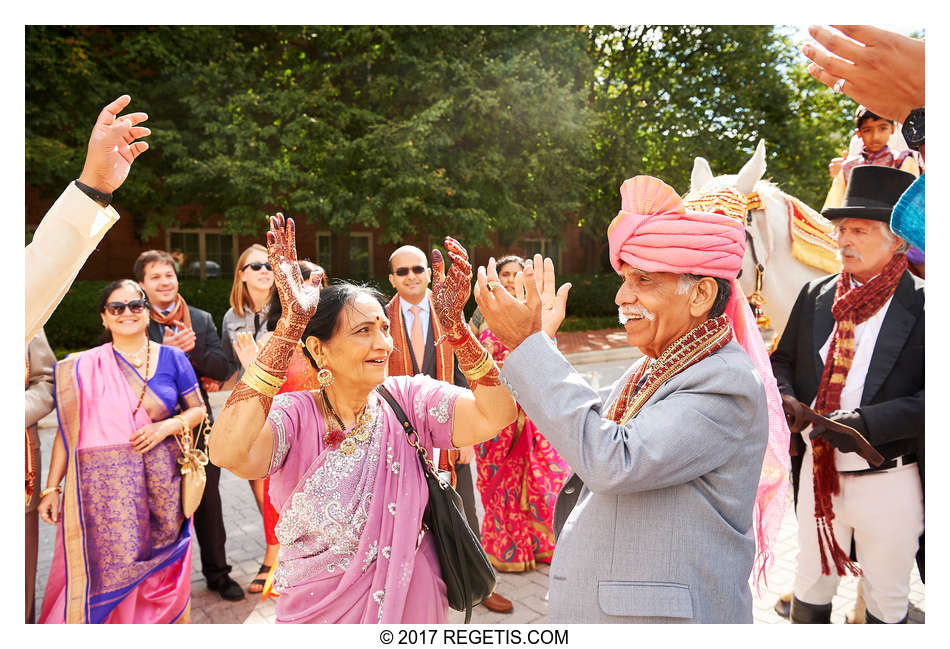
[386,292,459,482]
[811,253,908,576]
[606,315,733,425]
[386,292,454,382]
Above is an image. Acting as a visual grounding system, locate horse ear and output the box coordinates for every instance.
[690,157,714,194]
[735,139,766,194]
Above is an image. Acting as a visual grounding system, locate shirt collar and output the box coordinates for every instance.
[399,293,430,316]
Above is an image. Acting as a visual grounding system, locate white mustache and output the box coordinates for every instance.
[839,246,863,261]
[619,305,655,325]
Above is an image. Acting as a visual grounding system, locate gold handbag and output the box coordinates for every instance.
[174,414,210,518]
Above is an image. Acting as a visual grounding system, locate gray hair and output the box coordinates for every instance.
[678,273,732,318]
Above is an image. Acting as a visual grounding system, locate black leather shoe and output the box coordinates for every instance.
[208,575,245,601]
[774,592,792,618]
[790,596,831,624]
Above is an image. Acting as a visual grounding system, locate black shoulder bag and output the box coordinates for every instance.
[376,385,496,623]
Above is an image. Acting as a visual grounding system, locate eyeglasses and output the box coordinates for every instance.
[104,299,147,316]
[393,265,426,277]
[242,262,272,271]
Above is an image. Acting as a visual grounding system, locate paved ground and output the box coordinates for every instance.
[32,332,924,623]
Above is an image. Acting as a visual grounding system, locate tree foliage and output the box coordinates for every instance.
[27,25,856,273]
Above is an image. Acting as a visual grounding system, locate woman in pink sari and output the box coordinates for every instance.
[36,280,207,624]
[210,216,522,623]
[470,256,569,572]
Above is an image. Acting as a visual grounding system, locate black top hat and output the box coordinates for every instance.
[823,165,916,223]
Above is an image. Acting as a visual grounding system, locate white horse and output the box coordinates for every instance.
[686,140,840,343]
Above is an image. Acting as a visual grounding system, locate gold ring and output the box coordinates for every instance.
[487,281,501,293]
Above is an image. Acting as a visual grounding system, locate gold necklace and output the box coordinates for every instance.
[114,339,150,368]
[321,390,375,455]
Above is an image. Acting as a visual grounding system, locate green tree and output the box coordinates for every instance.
[26,26,593,277]
[576,25,854,271]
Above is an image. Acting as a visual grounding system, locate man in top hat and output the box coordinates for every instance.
[771,165,924,623]
[474,176,790,623]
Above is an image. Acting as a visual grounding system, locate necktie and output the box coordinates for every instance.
[409,305,425,369]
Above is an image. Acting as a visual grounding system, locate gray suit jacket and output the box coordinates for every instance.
[500,333,768,623]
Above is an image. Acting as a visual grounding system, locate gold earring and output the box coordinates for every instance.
[317,368,334,388]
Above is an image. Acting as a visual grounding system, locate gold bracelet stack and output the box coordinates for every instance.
[40,485,62,499]
[241,362,286,397]
[461,349,497,383]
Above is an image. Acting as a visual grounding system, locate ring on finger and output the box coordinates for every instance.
[487,281,501,293]
[832,77,845,94]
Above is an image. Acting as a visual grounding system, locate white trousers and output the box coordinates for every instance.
[794,452,923,622]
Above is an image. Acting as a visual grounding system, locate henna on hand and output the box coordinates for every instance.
[431,236,472,340]
[223,213,323,416]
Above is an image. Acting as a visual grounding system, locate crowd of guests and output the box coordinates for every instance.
[24,23,924,625]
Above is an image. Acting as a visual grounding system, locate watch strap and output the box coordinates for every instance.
[74,179,113,207]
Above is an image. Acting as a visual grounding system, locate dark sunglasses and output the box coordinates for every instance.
[104,299,147,316]
[394,265,426,277]
[242,262,272,271]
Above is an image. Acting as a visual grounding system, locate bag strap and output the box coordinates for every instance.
[375,385,475,623]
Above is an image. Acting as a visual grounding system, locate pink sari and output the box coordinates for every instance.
[475,329,569,572]
[39,344,196,624]
[265,374,465,623]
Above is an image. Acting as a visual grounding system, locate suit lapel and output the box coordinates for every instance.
[422,310,435,371]
[147,320,163,344]
[862,273,918,403]
[811,277,838,389]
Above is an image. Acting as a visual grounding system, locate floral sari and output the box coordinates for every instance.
[475,329,570,572]
[265,374,465,623]
[39,343,201,624]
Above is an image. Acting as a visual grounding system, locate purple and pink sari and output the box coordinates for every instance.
[475,329,569,572]
[39,343,201,624]
[265,374,466,623]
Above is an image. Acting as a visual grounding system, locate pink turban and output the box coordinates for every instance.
[607,176,745,278]
[606,175,791,593]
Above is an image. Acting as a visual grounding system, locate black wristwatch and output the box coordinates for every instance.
[74,179,113,207]
[902,107,924,152]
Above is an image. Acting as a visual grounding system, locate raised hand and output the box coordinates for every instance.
[801,25,924,122]
[265,213,321,328]
[474,256,570,350]
[77,95,151,195]
[430,236,472,340]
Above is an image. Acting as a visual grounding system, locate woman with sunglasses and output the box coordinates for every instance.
[210,216,521,623]
[37,280,207,623]
[221,243,275,382]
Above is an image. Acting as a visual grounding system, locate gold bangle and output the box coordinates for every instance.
[40,486,62,499]
[241,367,282,398]
[244,362,286,388]
[462,350,496,382]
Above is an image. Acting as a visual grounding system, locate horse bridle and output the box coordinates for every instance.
[740,193,772,328]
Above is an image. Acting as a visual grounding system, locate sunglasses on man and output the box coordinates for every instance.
[393,265,427,277]
[242,262,273,271]
[104,299,148,316]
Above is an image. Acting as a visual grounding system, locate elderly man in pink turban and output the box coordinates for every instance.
[473,176,789,623]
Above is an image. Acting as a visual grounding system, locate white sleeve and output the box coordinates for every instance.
[25,183,119,344]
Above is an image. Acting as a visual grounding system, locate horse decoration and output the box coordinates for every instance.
[683,139,841,349]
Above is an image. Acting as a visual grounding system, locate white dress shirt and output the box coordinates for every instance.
[806,277,894,471]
